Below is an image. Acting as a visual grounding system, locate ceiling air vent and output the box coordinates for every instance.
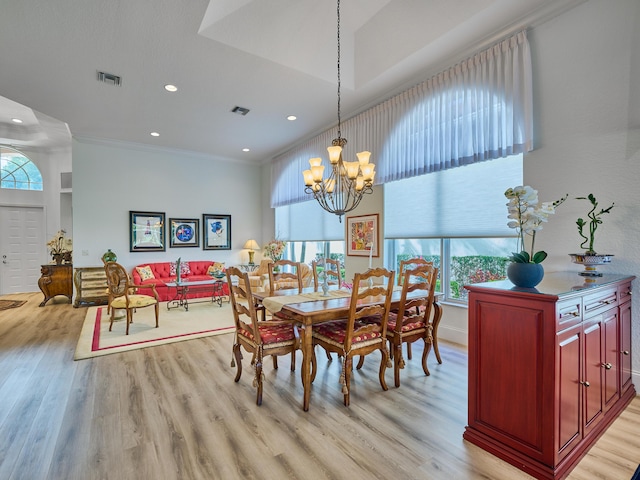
[97,71,122,86]
[231,106,250,116]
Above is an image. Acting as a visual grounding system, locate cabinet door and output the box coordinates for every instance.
[620,299,632,393]
[557,325,582,459]
[602,308,620,411]
[583,319,604,436]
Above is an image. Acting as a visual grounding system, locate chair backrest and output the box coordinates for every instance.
[345,267,395,350]
[312,258,342,291]
[226,266,262,343]
[394,264,438,331]
[268,259,303,295]
[104,262,131,298]
[398,257,433,285]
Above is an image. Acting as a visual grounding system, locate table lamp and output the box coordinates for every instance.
[243,239,260,264]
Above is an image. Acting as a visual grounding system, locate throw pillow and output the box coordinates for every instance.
[207,262,225,275]
[170,261,191,276]
[136,265,155,281]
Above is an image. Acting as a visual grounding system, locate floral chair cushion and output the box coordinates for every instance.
[111,294,157,309]
[314,320,383,344]
[387,312,426,332]
[238,323,296,345]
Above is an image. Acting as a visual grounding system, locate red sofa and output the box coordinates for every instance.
[131,261,229,302]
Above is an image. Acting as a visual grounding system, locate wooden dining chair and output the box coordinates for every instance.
[310,267,395,407]
[267,259,303,295]
[396,257,433,360]
[312,258,342,291]
[384,263,438,387]
[226,266,300,406]
[104,261,159,335]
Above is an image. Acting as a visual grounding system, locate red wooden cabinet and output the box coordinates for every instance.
[464,273,635,480]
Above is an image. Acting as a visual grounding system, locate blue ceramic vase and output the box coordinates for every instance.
[507,262,544,288]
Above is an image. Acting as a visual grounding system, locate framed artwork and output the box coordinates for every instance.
[169,218,199,248]
[130,211,165,252]
[202,214,231,250]
[346,213,379,257]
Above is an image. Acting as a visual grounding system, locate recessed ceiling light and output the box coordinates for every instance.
[287,115,297,121]
[150,132,160,137]
[11,118,23,124]
[242,148,250,152]
[164,84,178,92]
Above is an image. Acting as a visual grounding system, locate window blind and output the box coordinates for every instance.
[384,155,523,238]
[276,200,344,241]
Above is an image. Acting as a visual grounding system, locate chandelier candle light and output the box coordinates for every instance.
[302,0,375,222]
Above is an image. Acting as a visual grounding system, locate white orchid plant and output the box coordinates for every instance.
[505,186,567,264]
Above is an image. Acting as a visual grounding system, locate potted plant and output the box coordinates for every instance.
[505,186,567,288]
[569,194,615,276]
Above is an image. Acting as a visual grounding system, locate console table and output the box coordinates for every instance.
[464,272,635,480]
[38,264,73,307]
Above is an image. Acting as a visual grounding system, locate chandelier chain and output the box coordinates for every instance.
[336,0,341,139]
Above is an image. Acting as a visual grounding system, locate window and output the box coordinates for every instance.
[283,240,345,274]
[385,237,512,303]
[1,147,43,191]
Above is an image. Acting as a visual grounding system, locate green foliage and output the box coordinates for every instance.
[575,194,615,254]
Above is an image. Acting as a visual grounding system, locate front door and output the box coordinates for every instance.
[0,206,44,294]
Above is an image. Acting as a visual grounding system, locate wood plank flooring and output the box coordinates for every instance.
[0,292,638,480]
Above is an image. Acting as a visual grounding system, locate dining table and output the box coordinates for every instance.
[251,286,442,411]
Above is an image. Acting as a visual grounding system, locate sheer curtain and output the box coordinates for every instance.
[271,30,532,207]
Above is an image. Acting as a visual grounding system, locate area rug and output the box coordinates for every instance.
[74,300,235,360]
[0,299,27,311]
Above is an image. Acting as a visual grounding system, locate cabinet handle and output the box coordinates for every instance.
[602,363,612,370]
[580,381,590,387]
[599,299,614,305]
[623,350,630,356]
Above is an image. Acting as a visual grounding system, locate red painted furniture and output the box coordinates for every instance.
[464,272,635,480]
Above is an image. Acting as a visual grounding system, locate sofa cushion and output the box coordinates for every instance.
[170,261,191,276]
[135,265,155,281]
[207,262,225,276]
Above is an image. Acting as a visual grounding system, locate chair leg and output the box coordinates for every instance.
[255,358,264,406]
[125,309,132,335]
[356,355,365,370]
[343,356,353,407]
[422,340,432,376]
[272,356,278,369]
[379,348,389,392]
[393,343,403,388]
[154,303,159,328]
[109,309,115,332]
[233,344,243,382]
[406,342,412,360]
[325,350,332,361]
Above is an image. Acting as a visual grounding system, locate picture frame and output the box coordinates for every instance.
[346,213,379,257]
[130,211,165,252]
[169,218,199,248]
[202,214,231,250]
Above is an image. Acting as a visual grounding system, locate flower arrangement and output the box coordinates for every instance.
[47,230,73,256]
[264,239,286,261]
[575,194,614,255]
[505,186,567,264]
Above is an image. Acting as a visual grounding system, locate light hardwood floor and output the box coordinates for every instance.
[0,292,638,480]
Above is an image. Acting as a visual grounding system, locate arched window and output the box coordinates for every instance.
[1,146,43,191]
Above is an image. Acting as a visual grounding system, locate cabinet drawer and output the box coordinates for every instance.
[618,281,633,304]
[583,287,618,319]
[557,298,582,330]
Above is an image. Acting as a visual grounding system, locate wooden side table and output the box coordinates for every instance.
[73,266,109,307]
[38,264,73,307]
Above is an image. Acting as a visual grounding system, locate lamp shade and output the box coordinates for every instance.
[243,239,260,250]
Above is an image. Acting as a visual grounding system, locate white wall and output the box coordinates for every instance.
[72,139,263,270]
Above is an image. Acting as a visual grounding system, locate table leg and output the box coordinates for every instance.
[302,320,312,411]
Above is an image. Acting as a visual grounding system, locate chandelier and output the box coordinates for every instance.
[302,0,375,222]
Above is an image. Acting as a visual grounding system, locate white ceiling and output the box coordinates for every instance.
[0,0,583,163]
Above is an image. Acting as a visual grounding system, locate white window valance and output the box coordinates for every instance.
[271,30,532,207]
